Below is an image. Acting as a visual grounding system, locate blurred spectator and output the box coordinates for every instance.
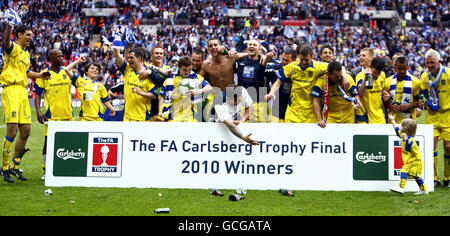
[0,0,448,95]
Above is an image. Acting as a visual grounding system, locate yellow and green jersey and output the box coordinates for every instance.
[34,67,73,120]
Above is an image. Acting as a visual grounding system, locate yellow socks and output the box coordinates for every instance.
[434,151,439,181]
[2,136,14,171]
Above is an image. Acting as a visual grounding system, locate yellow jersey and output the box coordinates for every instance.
[119,62,157,121]
[312,74,358,123]
[354,71,386,124]
[160,73,209,122]
[384,74,421,122]
[395,127,423,169]
[420,66,450,111]
[34,67,73,120]
[72,76,110,120]
[279,60,328,123]
[0,42,30,87]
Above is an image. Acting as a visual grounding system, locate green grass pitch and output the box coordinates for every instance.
[0,107,448,216]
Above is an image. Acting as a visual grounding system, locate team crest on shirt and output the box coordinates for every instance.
[308,71,313,77]
[243,66,255,79]
[442,79,447,85]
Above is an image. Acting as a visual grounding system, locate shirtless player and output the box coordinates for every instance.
[199,38,237,91]
[198,38,259,144]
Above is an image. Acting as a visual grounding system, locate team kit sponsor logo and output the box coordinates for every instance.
[353,135,425,181]
[53,132,123,177]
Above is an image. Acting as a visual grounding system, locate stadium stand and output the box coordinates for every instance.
[0,0,448,94]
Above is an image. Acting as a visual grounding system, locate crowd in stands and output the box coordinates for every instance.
[0,0,449,93]
[106,0,449,25]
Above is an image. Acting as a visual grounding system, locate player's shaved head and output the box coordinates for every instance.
[49,49,60,58]
[49,49,64,66]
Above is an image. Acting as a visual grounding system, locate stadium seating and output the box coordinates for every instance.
[0,0,448,94]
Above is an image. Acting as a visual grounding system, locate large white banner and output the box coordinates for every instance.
[45,122,434,192]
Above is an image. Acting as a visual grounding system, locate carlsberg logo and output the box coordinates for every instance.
[355,152,386,164]
[56,148,86,160]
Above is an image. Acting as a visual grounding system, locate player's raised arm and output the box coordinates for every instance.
[113,47,125,68]
[2,24,13,51]
[111,27,125,68]
[64,56,87,79]
[188,84,212,98]
[388,113,397,129]
[3,9,21,50]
